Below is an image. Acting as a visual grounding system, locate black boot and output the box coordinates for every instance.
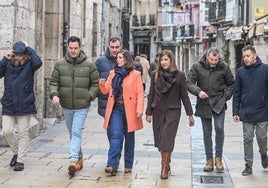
[10,155,17,167]
[14,162,24,171]
[242,164,252,176]
[261,154,268,169]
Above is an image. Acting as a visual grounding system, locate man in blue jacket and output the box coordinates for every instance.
[0,41,42,171]
[233,45,268,176]
[95,37,122,117]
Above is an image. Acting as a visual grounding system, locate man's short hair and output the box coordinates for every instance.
[206,47,220,56]
[67,36,81,46]
[242,45,256,54]
[109,37,121,44]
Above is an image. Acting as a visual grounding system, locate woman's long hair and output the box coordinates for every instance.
[154,49,177,83]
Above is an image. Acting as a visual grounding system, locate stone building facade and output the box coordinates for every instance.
[0,0,123,141]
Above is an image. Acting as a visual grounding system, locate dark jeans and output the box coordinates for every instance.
[107,103,135,170]
[201,110,225,160]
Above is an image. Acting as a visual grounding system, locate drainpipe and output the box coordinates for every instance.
[63,0,69,56]
[245,0,249,25]
[101,0,105,54]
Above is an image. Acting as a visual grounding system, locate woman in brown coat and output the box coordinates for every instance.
[145,49,194,179]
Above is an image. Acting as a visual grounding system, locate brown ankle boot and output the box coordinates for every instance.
[203,159,214,171]
[215,157,224,171]
[77,157,83,170]
[68,162,79,175]
[161,151,171,179]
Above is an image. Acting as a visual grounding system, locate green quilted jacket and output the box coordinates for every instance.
[49,51,99,109]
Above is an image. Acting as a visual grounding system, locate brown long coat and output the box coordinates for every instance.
[146,70,193,151]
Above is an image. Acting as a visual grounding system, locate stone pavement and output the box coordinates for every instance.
[0,99,268,188]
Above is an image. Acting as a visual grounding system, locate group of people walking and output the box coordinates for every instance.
[1,36,268,181]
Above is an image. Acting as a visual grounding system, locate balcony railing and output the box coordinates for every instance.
[132,14,156,27]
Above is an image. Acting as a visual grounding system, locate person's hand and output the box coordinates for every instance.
[99,78,106,86]
[5,50,13,60]
[233,115,239,122]
[189,115,195,127]
[146,115,152,123]
[52,96,61,107]
[198,91,209,99]
[137,112,143,118]
[21,41,29,47]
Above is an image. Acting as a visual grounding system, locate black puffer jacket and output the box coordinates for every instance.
[186,55,234,118]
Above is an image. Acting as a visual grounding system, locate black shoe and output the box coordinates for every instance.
[14,162,24,171]
[10,155,17,167]
[242,165,252,176]
[261,154,268,169]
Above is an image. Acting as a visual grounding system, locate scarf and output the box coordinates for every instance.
[112,67,131,98]
[158,69,176,93]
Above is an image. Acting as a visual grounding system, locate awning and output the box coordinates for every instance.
[243,23,255,39]
[132,30,151,37]
[247,24,255,39]
[225,26,243,41]
[218,26,231,32]
[255,23,265,36]
[264,24,268,31]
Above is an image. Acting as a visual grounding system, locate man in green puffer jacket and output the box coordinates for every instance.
[49,36,99,177]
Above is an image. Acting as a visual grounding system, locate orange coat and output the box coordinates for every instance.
[99,69,144,132]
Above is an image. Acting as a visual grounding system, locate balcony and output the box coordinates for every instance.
[131,14,156,28]
[158,26,177,42]
[207,0,227,25]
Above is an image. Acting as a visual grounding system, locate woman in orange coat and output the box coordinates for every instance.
[99,49,144,176]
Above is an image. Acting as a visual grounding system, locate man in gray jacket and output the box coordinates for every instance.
[50,36,99,177]
[186,47,234,172]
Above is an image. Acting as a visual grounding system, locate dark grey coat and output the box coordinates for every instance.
[186,55,234,118]
[146,70,193,152]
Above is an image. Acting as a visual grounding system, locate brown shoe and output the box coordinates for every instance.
[203,159,213,171]
[215,157,224,171]
[105,166,117,176]
[68,162,79,176]
[124,168,132,173]
[77,157,83,170]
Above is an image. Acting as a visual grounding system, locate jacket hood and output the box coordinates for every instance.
[65,50,88,64]
[104,47,116,61]
[244,56,262,69]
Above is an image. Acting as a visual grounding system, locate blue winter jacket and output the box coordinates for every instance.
[232,57,268,123]
[95,47,115,117]
[0,47,42,115]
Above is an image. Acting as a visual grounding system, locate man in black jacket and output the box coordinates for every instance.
[187,47,234,173]
[233,45,268,176]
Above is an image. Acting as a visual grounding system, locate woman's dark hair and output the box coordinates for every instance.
[67,36,81,46]
[115,50,134,69]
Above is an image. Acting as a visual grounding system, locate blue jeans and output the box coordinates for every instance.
[63,107,89,162]
[201,110,225,160]
[243,121,268,167]
[107,103,135,170]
